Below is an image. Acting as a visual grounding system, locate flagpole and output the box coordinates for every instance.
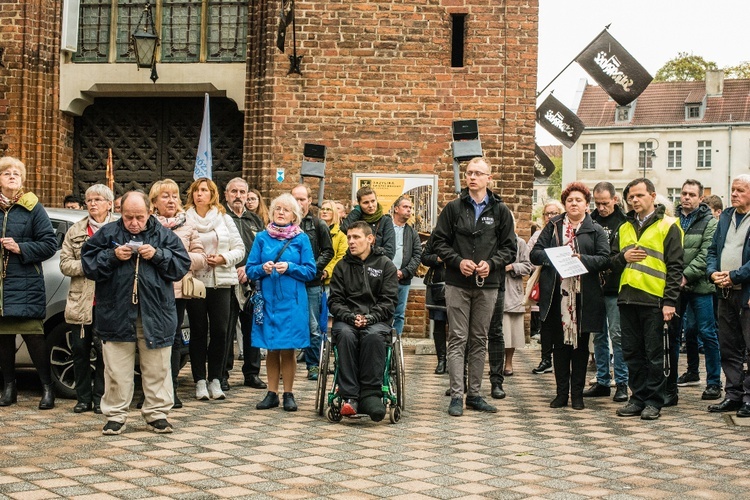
[536,25,610,98]
[288,0,302,74]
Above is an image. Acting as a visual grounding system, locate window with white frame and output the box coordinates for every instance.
[582,144,596,170]
[532,190,538,205]
[667,188,680,204]
[638,141,655,171]
[697,140,712,168]
[686,105,701,119]
[667,141,682,169]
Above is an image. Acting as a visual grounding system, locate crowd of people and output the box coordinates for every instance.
[2,153,750,433]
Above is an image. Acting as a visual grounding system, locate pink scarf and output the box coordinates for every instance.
[266,222,302,240]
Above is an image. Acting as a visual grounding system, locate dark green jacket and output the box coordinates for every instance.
[678,203,716,295]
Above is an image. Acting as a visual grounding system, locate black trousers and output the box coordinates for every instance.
[0,334,51,385]
[620,303,665,408]
[543,295,589,397]
[186,287,231,382]
[487,291,506,386]
[71,322,105,405]
[171,299,187,386]
[221,289,261,380]
[332,321,390,400]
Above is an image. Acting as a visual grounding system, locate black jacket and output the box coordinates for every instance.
[340,207,396,260]
[610,205,684,308]
[591,204,627,296]
[431,188,517,289]
[81,217,191,349]
[328,246,398,326]
[395,222,422,285]
[223,203,260,268]
[530,213,610,332]
[421,234,446,310]
[0,193,57,319]
[300,213,334,286]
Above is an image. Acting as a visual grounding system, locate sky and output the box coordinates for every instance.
[536,0,750,145]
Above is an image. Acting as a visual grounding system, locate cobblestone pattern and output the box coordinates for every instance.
[0,347,748,499]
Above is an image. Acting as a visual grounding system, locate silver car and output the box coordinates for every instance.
[14,208,189,399]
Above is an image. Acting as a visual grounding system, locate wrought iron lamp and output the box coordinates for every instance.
[641,138,659,178]
[131,3,159,83]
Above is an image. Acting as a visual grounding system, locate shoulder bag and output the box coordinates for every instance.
[250,237,294,325]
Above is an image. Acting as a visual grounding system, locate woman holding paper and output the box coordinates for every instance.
[530,182,609,410]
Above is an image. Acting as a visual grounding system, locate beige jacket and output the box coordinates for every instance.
[169,219,208,299]
[59,216,102,325]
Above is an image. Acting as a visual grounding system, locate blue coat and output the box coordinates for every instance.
[246,231,316,350]
[707,207,750,307]
[0,193,57,319]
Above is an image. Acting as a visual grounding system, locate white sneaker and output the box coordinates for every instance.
[208,379,226,400]
[195,380,209,400]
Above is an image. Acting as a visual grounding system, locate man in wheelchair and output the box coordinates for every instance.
[328,221,399,421]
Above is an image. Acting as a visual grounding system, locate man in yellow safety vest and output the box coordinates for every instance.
[611,178,684,421]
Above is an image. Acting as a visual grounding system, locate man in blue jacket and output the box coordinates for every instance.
[706,174,750,417]
[82,191,191,435]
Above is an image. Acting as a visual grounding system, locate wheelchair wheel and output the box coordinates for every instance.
[394,336,405,411]
[389,405,401,424]
[327,404,342,422]
[315,337,331,416]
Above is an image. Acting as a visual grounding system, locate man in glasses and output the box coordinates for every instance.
[432,157,516,416]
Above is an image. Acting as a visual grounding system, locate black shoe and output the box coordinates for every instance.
[173,393,183,409]
[491,383,506,399]
[616,402,644,417]
[256,391,279,410]
[94,404,102,414]
[238,354,244,361]
[448,397,463,416]
[676,371,701,387]
[0,380,17,406]
[434,358,446,375]
[283,392,297,412]
[39,384,55,410]
[549,395,568,408]
[701,385,722,400]
[102,421,125,435]
[736,402,750,418]
[663,393,679,407]
[640,405,660,420]
[147,419,173,433]
[532,359,553,374]
[466,396,497,413]
[359,395,386,422]
[243,375,268,389]
[582,383,610,397]
[708,398,743,413]
[73,401,93,413]
[444,388,451,397]
[571,396,585,410]
[135,394,145,409]
[220,378,231,391]
[613,384,629,403]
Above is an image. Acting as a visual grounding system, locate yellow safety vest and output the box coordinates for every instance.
[619,215,683,298]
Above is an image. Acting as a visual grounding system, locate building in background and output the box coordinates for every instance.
[563,71,750,204]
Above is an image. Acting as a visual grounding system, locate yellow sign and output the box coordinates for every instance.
[352,174,437,233]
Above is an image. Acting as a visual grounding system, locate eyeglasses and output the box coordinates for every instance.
[273,206,292,214]
[465,171,490,178]
[543,212,560,217]
[86,198,108,205]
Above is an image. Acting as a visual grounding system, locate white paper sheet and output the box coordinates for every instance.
[543,245,588,279]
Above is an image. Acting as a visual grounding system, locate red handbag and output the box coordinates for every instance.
[529,282,540,302]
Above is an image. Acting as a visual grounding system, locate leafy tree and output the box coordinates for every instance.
[725,62,750,79]
[654,52,718,82]
[545,156,562,201]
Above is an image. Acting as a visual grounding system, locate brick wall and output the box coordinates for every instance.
[0,0,74,206]
[246,0,539,337]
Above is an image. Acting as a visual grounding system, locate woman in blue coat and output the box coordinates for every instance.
[246,193,315,412]
[0,157,58,409]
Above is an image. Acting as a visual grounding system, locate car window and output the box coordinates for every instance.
[49,219,69,250]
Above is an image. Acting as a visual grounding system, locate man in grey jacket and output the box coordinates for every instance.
[391,195,421,335]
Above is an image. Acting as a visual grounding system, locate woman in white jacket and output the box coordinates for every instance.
[185,178,245,401]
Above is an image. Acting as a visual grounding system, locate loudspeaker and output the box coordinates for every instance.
[452,140,483,162]
[452,120,479,141]
[303,143,326,159]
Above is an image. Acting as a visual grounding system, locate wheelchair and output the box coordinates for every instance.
[314,327,405,423]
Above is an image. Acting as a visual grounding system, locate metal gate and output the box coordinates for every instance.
[73,97,244,198]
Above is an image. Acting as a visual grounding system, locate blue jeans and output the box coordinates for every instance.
[679,292,722,387]
[593,295,628,386]
[303,285,322,369]
[393,283,411,335]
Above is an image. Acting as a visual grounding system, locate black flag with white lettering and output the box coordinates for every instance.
[534,144,556,178]
[576,30,653,106]
[276,0,294,52]
[535,94,585,149]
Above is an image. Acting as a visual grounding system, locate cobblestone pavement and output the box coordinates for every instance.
[1,346,749,499]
